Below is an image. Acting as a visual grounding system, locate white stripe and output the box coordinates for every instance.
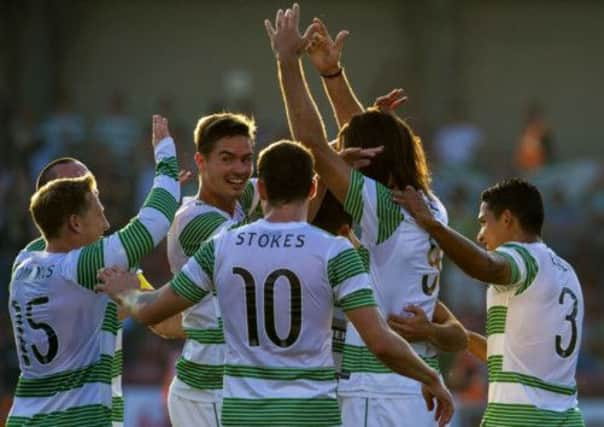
[9,382,112,417]
[169,376,221,403]
[154,137,176,160]
[223,376,337,400]
[487,333,505,357]
[489,382,578,411]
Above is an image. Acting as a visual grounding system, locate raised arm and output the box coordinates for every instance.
[387,301,468,353]
[305,18,362,128]
[392,187,513,285]
[68,115,180,290]
[265,4,351,202]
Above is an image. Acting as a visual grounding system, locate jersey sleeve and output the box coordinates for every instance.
[169,238,216,304]
[343,169,405,246]
[494,242,539,294]
[62,137,181,290]
[327,240,376,311]
[178,211,229,257]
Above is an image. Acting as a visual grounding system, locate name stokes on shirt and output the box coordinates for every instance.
[235,232,305,248]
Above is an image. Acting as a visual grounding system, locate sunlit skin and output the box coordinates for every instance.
[476,201,520,251]
[77,191,110,246]
[195,135,254,216]
[49,162,90,183]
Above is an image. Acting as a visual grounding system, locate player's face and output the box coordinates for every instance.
[199,135,254,200]
[476,202,507,251]
[78,191,110,245]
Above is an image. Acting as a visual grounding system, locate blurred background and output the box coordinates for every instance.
[1,0,603,425]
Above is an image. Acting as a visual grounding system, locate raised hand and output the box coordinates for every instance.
[305,17,349,76]
[151,114,171,148]
[374,88,408,113]
[338,146,384,169]
[264,3,315,60]
[421,379,455,427]
[391,186,437,230]
[178,169,193,185]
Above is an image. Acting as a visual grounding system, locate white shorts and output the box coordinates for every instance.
[167,391,222,427]
[340,395,442,427]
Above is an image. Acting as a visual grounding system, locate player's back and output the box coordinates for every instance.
[484,242,585,425]
[8,250,116,425]
[210,219,373,426]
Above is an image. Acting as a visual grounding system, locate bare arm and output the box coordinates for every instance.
[387,301,468,352]
[392,187,513,285]
[265,4,352,203]
[346,306,454,426]
[149,314,185,340]
[466,330,487,362]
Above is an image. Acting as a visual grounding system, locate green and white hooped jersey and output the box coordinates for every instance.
[166,180,259,402]
[170,220,376,426]
[338,170,447,397]
[7,138,180,427]
[482,242,585,426]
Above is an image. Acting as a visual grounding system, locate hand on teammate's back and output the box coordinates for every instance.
[305,17,348,76]
[264,3,315,60]
[392,186,437,230]
[374,88,408,113]
[96,266,140,303]
[421,379,455,427]
[151,114,171,147]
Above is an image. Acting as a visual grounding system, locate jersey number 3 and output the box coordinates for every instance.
[556,287,578,358]
[233,267,302,348]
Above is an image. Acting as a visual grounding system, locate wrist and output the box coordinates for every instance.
[320,66,343,79]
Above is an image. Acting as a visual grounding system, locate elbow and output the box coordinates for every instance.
[366,336,392,360]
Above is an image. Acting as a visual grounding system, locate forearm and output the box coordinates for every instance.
[425,321,468,352]
[377,329,440,386]
[321,69,364,129]
[149,314,185,339]
[466,330,487,362]
[426,221,508,284]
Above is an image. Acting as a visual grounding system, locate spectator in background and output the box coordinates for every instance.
[94,91,141,163]
[515,102,554,172]
[433,101,483,169]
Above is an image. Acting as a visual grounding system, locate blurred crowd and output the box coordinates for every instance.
[1,90,603,423]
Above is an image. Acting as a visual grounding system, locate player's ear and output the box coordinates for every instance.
[257,178,268,201]
[194,152,205,172]
[67,214,82,234]
[308,176,317,200]
[501,209,513,227]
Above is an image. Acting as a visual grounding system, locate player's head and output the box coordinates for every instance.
[339,109,431,193]
[257,141,315,206]
[312,190,352,237]
[36,157,90,190]
[193,112,256,200]
[477,178,544,250]
[30,174,109,245]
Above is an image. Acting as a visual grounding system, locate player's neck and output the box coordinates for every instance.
[45,236,82,253]
[198,186,237,216]
[263,201,308,223]
[506,229,540,244]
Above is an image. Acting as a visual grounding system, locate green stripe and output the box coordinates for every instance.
[117,218,154,269]
[185,327,225,344]
[175,357,223,390]
[486,305,507,336]
[194,239,216,278]
[170,271,208,304]
[112,349,123,378]
[112,396,124,422]
[495,250,520,284]
[156,156,179,180]
[142,187,178,223]
[488,355,576,395]
[6,404,112,427]
[25,237,46,252]
[342,344,440,373]
[376,182,404,244]
[224,365,336,381]
[333,341,344,353]
[77,240,104,290]
[500,243,539,294]
[239,181,255,213]
[222,398,341,426]
[482,403,584,427]
[101,302,121,335]
[15,355,113,397]
[179,212,227,257]
[357,246,370,271]
[344,169,364,224]
[339,289,376,311]
[327,248,367,288]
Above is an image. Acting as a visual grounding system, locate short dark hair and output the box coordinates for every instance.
[30,174,98,240]
[481,178,544,235]
[194,112,256,156]
[257,141,314,205]
[36,157,82,190]
[312,191,352,235]
[339,109,431,193]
